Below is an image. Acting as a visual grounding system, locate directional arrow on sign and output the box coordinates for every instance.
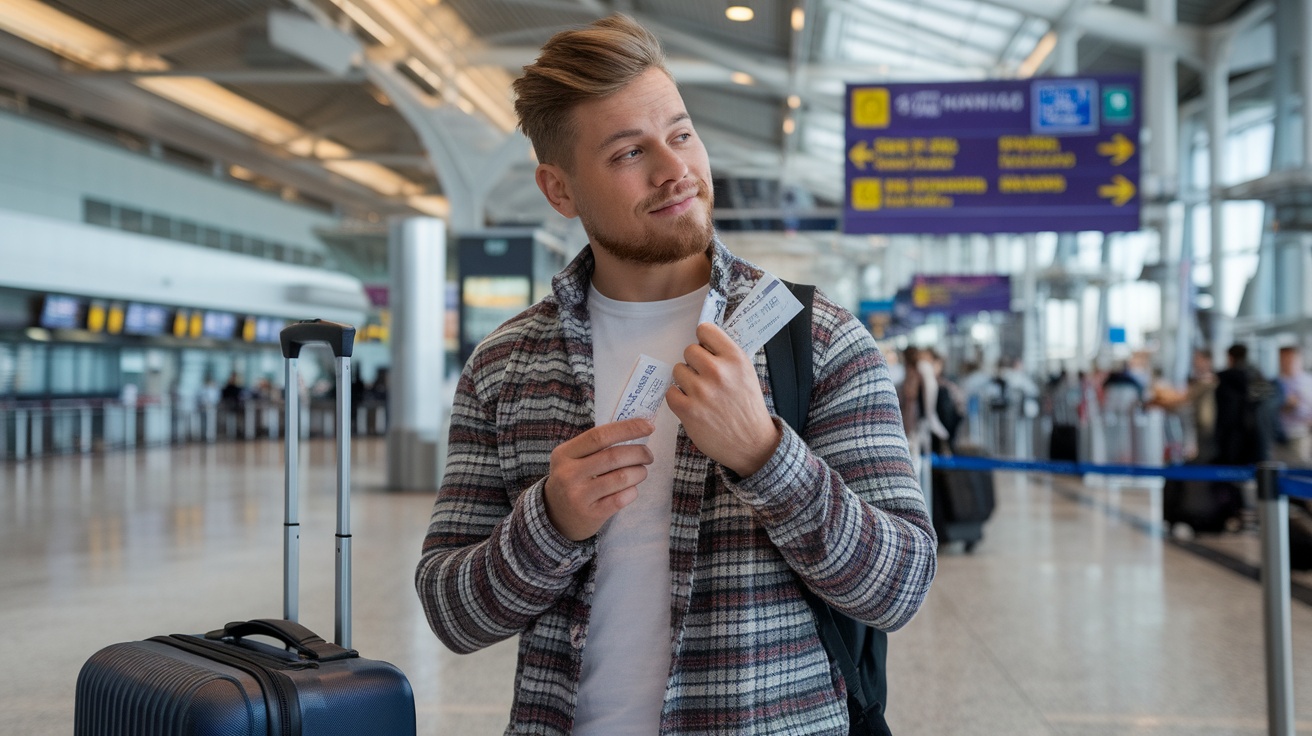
[1098,175,1137,206]
[848,141,875,170]
[1096,133,1136,166]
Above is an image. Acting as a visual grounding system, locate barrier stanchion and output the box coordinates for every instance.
[931,453,1297,734]
[1257,462,1295,736]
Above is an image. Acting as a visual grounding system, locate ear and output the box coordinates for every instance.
[535,163,579,219]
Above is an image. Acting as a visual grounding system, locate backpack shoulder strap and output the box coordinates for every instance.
[763,282,891,736]
[764,281,815,434]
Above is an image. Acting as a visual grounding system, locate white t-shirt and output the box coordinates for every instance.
[573,283,708,736]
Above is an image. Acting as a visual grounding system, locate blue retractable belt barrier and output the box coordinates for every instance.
[927,454,1256,483]
[926,452,1303,734]
[1278,474,1312,501]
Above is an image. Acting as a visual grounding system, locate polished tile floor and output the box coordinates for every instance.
[2,439,1310,735]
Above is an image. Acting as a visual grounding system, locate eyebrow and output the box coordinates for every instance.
[595,112,691,153]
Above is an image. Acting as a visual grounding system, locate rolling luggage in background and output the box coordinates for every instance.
[1289,504,1312,571]
[75,320,416,736]
[1161,461,1244,535]
[932,445,996,552]
[1048,423,1079,462]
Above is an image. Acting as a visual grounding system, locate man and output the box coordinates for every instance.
[1213,343,1278,466]
[415,15,935,735]
[1275,345,1312,466]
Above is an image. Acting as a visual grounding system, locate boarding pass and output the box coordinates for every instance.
[607,276,803,425]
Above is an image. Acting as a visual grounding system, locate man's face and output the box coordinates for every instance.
[1281,349,1302,374]
[537,68,714,264]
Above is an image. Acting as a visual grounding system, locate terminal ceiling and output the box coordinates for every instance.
[0,0,1261,232]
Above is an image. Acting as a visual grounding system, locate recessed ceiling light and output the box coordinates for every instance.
[726,5,754,22]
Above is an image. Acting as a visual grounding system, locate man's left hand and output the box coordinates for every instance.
[667,323,781,477]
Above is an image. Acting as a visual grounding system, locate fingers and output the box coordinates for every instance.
[678,326,748,397]
[668,324,780,476]
[558,418,654,459]
[544,419,656,541]
[691,323,738,357]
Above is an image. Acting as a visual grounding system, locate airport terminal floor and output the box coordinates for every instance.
[2,437,1310,735]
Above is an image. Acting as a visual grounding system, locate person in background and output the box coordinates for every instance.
[1275,345,1312,467]
[220,371,244,412]
[414,15,935,735]
[1185,350,1219,462]
[899,345,923,447]
[1213,343,1278,466]
[929,349,964,454]
[916,348,950,446]
[1153,349,1219,462]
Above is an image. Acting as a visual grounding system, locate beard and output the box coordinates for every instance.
[579,178,715,265]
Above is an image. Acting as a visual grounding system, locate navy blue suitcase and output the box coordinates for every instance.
[75,321,415,735]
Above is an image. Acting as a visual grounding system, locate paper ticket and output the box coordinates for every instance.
[610,353,674,424]
[722,276,804,356]
[605,278,799,430]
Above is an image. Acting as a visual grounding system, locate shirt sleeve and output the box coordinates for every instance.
[720,303,937,632]
[414,364,594,654]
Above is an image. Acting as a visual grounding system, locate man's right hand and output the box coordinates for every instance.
[543,418,655,541]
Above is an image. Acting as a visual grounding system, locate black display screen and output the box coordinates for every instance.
[124,303,170,336]
[39,295,82,329]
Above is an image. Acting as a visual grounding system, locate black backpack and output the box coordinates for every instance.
[764,282,893,736]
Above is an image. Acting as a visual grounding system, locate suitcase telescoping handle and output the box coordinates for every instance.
[280,319,356,649]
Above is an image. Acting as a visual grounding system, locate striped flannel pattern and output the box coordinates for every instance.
[416,240,936,735]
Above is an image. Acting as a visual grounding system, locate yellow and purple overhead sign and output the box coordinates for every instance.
[844,76,1140,235]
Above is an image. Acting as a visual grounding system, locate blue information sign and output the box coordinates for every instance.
[844,76,1140,235]
[911,274,1011,316]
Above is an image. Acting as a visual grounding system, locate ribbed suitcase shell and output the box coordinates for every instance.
[76,639,414,735]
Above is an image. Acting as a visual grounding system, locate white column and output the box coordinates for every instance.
[1304,0,1312,166]
[1023,234,1040,375]
[1147,0,1182,380]
[1206,39,1231,363]
[386,217,447,491]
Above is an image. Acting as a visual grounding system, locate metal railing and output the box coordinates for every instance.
[0,398,388,461]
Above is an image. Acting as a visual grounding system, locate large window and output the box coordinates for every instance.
[5,343,120,398]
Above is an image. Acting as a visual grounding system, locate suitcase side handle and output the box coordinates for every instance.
[280,319,356,359]
[208,619,359,662]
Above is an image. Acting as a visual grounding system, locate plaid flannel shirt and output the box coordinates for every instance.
[416,240,936,735]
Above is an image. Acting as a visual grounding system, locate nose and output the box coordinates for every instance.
[649,143,689,188]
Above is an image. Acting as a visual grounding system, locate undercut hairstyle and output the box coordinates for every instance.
[512,14,669,169]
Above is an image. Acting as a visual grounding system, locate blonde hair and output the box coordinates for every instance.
[512,14,668,168]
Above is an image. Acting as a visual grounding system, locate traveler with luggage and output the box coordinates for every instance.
[414,15,936,735]
[1164,344,1279,537]
[1213,343,1280,467]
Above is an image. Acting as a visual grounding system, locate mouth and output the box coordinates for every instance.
[650,194,697,216]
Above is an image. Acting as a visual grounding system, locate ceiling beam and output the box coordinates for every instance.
[72,68,367,84]
[975,0,1206,66]
[827,0,1002,66]
[138,16,258,56]
[0,34,413,217]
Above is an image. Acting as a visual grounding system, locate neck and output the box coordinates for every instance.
[590,246,712,302]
